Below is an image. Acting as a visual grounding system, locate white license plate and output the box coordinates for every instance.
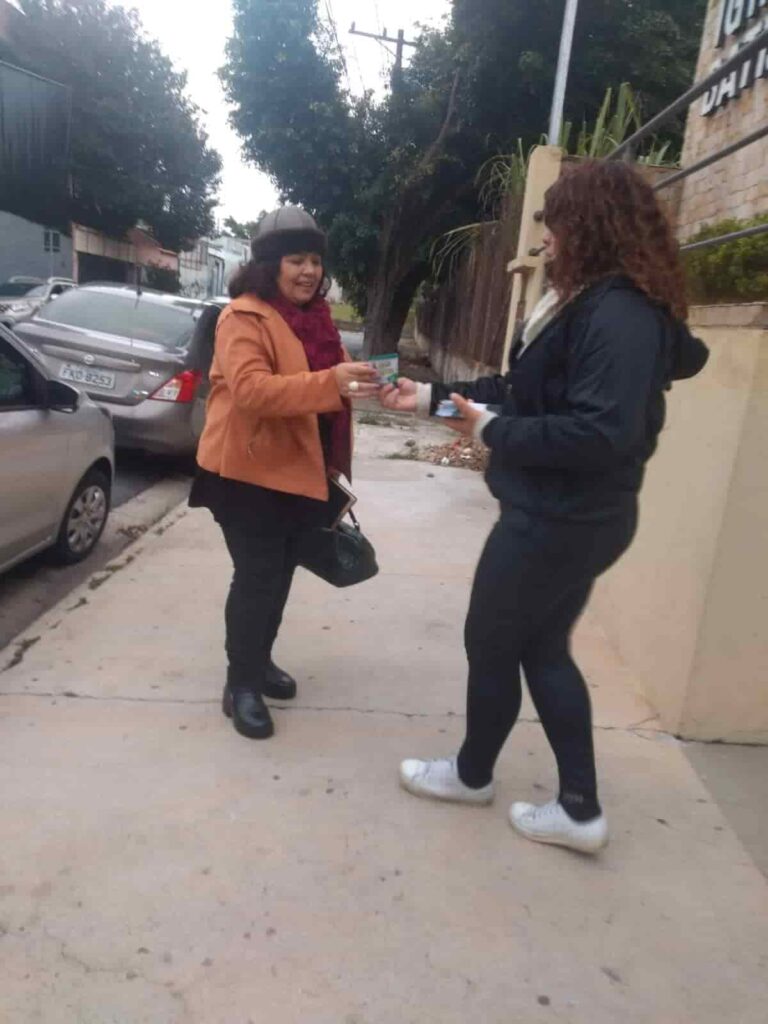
[60,363,116,391]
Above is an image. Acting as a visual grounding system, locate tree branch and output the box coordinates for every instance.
[420,70,461,171]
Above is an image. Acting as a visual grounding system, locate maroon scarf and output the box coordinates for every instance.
[267,293,352,482]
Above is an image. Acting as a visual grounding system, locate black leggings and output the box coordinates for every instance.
[219,522,299,689]
[457,506,637,820]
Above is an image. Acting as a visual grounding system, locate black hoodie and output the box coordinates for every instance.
[431,276,709,522]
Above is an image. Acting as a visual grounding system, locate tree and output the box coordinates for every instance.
[3,0,221,251]
[222,214,266,240]
[222,0,705,355]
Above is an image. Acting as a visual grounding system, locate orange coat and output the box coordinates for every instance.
[196,293,345,502]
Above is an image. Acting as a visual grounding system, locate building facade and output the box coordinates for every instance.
[678,0,768,236]
[72,224,178,286]
[179,235,249,300]
[0,211,73,282]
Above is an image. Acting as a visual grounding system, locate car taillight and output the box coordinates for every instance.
[150,370,202,403]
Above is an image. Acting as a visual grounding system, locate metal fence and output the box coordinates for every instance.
[608,26,768,255]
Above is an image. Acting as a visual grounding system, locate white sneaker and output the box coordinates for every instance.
[399,757,494,805]
[509,799,608,853]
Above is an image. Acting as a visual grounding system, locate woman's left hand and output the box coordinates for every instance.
[442,393,482,437]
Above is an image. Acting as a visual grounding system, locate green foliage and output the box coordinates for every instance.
[684,215,768,304]
[430,82,679,284]
[7,0,221,250]
[560,84,677,165]
[479,141,531,214]
[222,0,705,350]
[451,0,706,153]
[329,302,363,325]
[222,215,266,241]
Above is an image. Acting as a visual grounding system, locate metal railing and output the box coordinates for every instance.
[608,26,768,255]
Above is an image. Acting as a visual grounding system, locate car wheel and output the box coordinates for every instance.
[53,469,111,565]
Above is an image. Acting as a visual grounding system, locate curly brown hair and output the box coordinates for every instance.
[543,160,688,321]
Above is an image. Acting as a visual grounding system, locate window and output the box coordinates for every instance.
[0,338,36,409]
[0,280,40,297]
[38,289,199,349]
[44,230,61,254]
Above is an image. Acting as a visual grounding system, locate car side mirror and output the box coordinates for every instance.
[45,378,80,412]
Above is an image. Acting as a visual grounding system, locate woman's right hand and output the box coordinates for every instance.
[334,362,381,399]
[379,378,419,413]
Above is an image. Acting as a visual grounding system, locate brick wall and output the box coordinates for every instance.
[678,0,768,239]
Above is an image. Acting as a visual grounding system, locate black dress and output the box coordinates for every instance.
[188,414,334,535]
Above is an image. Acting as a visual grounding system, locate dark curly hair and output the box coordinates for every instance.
[543,160,688,321]
[228,257,330,302]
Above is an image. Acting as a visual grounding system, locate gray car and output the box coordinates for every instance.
[0,276,77,327]
[0,325,114,574]
[15,284,216,456]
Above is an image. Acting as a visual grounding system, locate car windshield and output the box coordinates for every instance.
[38,289,197,348]
[0,281,41,297]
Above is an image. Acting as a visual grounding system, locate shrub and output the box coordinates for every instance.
[684,214,768,304]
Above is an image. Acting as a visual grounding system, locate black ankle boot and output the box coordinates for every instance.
[262,661,298,701]
[222,685,274,740]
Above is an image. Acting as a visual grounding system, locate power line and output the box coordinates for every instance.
[323,0,353,93]
[349,43,368,96]
[349,22,418,92]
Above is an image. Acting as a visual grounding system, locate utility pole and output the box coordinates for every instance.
[349,22,418,91]
[547,0,580,145]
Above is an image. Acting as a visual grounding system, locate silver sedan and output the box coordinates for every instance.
[0,326,114,574]
[16,284,216,456]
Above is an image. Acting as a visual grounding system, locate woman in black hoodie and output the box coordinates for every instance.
[381,160,708,853]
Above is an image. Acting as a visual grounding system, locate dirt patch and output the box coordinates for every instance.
[387,438,488,472]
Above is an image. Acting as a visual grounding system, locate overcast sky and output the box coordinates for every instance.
[116,0,451,227]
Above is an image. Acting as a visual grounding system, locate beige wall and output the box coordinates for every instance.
[590,2,768,742]
[591,305,768,742]
[678,0,768,236]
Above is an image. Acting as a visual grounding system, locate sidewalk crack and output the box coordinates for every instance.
[1,636,41,673]
[0,690,668,737]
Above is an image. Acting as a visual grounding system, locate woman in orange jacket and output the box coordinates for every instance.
[190,208,378,741]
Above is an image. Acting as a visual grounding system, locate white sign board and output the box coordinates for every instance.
[701,0,768,115]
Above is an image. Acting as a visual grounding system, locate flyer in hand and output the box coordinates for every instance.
[370,353,399,386]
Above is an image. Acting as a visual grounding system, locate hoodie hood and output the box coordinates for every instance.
[598,275,710,383]
[670,319,709,380]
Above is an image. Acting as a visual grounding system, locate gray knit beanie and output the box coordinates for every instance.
[250,206,327,263]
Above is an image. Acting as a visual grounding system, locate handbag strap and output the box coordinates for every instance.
[348,507,361,530]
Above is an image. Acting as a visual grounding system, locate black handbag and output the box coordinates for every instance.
[296,508,379,588]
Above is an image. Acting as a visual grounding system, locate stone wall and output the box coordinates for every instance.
[678,0,768,237]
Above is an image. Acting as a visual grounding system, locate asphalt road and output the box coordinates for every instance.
[112,450,193,509]
[0,452,191,656]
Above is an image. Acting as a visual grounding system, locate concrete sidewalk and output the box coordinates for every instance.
[2,419,767,1024]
